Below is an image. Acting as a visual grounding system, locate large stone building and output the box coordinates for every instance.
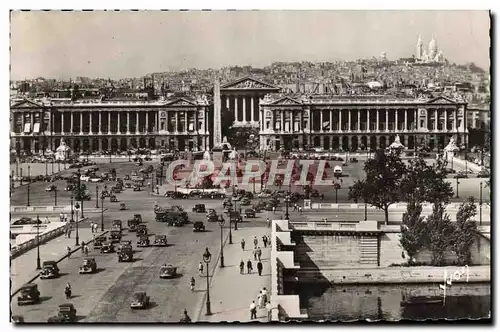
[10,96,210,154]
[10,76,469,154]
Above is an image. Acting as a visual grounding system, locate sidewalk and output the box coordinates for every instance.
[10,219,107,296]
[198,226,272,323]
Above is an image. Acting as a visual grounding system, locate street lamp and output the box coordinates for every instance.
[27,165,31,207]
[455,177,460,198]
[77,168,85,219]
[202,248,212,315]
[284,193,291,220]
[36,215,41,270]
[74,202,80,246]
[45,160,48,177]
[333,183,341,204]
[51,159,54,174]
[232,195,239,230]
[100,193,105,231]
[54,187,58,206]
[218,216,225,268]
[95,185,99,208]
[228,211,233,244]
[479,181,483,226]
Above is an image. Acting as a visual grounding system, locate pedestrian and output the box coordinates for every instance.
[67,228,72,238]
[239,259,244,274]
[261,288,268,303]
[299,207,303,214]
[190,277,195,292]
[84,244,89,256]
[253,236,258,249]
[94,223,98,233]
[257,247,262,261]
[272,206,276,214]
[262,235,267,248]
[266,218,270,228]
[249,301,257,320]
[241,238,246,251]
[66,246,71,258]
[266,302,272,322]
[59,212,64,222]
[257,261,263,276]
[198,262,204,276]
[81,241,86,253]
[90,222,94,233]
[93,234,96,242]
[258,290,265,308]
[253,248,257,261]
[247,259,253,274]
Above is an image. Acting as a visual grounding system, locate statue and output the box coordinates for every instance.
[389,135,405,150]
[222,136,232,151]
[55,139,71,161]
[203,148,211,161]
[443,137,459,162]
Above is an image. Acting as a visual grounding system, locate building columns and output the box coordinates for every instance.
[395,110,399,131]
[243,97,247,122]
[127,112,130,134]
[348,110,352,132]
[98,112,102,134]
[234,96,239,122]
[146,112,149,132]
[404,110,408,131]
[357,110,361,131]
[366,110,370,132]
[339,110,342,131]
[61,112,65,134]
[89,112,93,134]
[70,113,74,133]
[385,110,388,131]
[376,110,379,131]
[136,112,140,134]
[434,109,438,131]
[320,111,324,132]
[250,96,254,122]
[79,112,83,134]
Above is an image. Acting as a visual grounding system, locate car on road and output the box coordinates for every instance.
[100,242,115,253]
[132,214,143,223]
[45,184,57,192]
[159,265,178,278]
[136,224,148,236]
[110,195,119,202]
[47,304,77,323]
[189,190,203,197]
[192,204,206,213]
[454,171,468,179]
[89,177,103,183]
[207,214,218,223]
[128,219,139,232]
[193,221,206,232]
[116,242,132,253]
[118,246,133,262]
[93,236,107,249]
[110,228,122,243]
[206,209,217,217]
[130,292,150,309]
[153,235,168,246]
[349,158,358,163]
[40,261,59,279]
[133,185,141,191]
[243,208,256,218]
[444,168,456,174]
[112,220,123,231]
[79,175,90,182]
[79,258,97,274]
[64,184,75,192]
[17,283,40,305]
[137,235,150,247]
[477,170,490,178]
[240,198,251,205]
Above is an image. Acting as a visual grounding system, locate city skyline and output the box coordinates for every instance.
[10,10,490,80]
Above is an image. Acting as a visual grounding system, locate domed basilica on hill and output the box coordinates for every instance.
[415,34,446,63]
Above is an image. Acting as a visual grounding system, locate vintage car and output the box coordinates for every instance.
[159,264,178,279]
[100,242,115,253]
[133,185,141,191]
[110,195,119,202]
[127,219,139,232]
[17,283,40,305]
[117,242,133,254]
[477,169,490,178]
[45,184,57,192]
[243,208,256,218]
[207,214,218,223]
[153,235,167,247]
[109,228,122,243]
[136,224,148,236]
[79,258,97,274]
[125,182,133,188]
[40,261,60,279]
[47,303,77,323]
[93,235,107,249]
[137,235,150,247]
[206,209,217,217]
[193,221,205,232]
[240,198,251,206]
[119,203,127,210]
[130,292,150,309]
[133,214,143,223]
[454,171,468,179]
[118,247,133,262]
[192,204,206,213]
[112,220,123,231]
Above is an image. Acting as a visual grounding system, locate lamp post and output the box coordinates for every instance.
[479,181,483,226]
[45,160,48,177]
[218,216,225,268]
[77,168,85,218]
[74,202,80,246]
[232,195,238,230]
[101,193,105,231]
[284,193,290,220]
[95,185,99,208]
[228,212,233,244]
[455,178,460,198]
[333,183,341,204]
[36,215,41,269]
[27,165,31,206]
[202,248,212,315]
[20,168,23,186]
[54,187,58,206]
[51,159,54,174]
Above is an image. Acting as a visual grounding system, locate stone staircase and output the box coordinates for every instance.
[359,236,378,266]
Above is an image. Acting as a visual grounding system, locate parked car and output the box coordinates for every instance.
[193,221,206,232]
[192,204,206,213]
[206,209,217,218]
[17,283,40,305]
[40,261,59,279]
[93,236,107,249]
[109,228,122,243]
[118,246,133,262]
[136,224,148,236]
[47,304,77,323]
[349,157,358,163]
[444,168,456,174]
[243,209,256,218]
[159,265,178,279]
[133,185,141,192]
[153,235,168,246]
[137,235,150,247]
[90,177,103,183]
[100,242,115,253]
[112,220,123,231]
[130,292,150,309]
[110,195,119,202]
[79,258,97,274]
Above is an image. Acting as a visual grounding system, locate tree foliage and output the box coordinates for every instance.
[348,150,406,224]
[425,203,454,266]
[400,199,427,265]
[400,157,454,204]
[451,197,478,265]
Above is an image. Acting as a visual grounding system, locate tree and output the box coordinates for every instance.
[425,203,454,266]
[400,199,426,265]
[201,175,213,189]
[451,197,478,265]
[348,151,406,224]
[400,157,453,204]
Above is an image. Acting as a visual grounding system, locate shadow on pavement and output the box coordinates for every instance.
[39,296,52,303]
[147,302,159,309]
[57,272,70,278]
[75,315,87,322]
[131,258,143,262]
[95,268,106,273]
[161,273,183,280]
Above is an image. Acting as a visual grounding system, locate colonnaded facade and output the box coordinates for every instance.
[10,76,469,154]
[258,94,468,152]
[10,96,211,154]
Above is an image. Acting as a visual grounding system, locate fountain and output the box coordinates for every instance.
[389,135,405,153]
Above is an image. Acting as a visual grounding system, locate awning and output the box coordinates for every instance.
[23,123,31,133]
[33,123,40,133]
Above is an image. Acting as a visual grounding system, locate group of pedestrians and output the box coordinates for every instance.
[238,235,270,277]
[249,287,272,321]
[89,222,99,233]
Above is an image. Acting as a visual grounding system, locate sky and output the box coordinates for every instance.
[10,10,490,80]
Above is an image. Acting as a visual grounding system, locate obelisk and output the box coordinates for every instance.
[213,79,222,149]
